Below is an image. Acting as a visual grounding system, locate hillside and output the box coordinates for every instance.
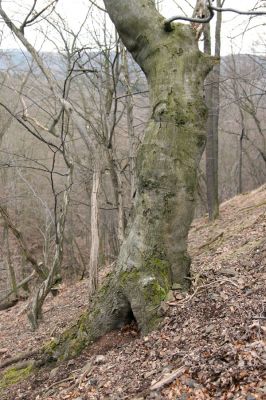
[0,185,265,399]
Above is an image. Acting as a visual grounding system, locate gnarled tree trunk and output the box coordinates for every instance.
[45,0,213,361]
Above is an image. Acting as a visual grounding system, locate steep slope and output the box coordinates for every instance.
[0,185,265,399]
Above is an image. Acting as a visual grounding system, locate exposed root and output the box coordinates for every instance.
[0,350,38,370]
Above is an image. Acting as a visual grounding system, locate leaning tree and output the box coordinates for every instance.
[1,0,265,362]
[45,0,215,360]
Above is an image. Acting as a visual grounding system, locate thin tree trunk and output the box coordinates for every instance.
[205,0,222,220]
[121,46,136,200]
[88,168,101,297]
[231,54,246,195]
[238,127,244,194]
[106,150,125,246]
[4,224,18,298]
[28,160,73,330]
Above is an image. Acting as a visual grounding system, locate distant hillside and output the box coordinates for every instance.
[0,49,67,76]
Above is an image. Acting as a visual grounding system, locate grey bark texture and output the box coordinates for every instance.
[44,0,214,360]
[205,0,222,220]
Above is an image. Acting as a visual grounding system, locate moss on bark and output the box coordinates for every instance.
[36,1,215,362]
[0,363,34,391]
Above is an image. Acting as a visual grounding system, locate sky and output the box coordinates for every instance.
[0,0,265,56]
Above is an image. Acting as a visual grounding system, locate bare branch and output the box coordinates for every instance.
[0,100,61,151]
[165,0,214,31]
[0,5,59,98]
[0,205,47,279]
[20,0,37,33]
[20,96,59,138]
[211,5,266,16]
[164,1,266,32]
[89,0,107,13]
[20,0,58,33]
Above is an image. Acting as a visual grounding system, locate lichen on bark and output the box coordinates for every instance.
[39,0,215,361]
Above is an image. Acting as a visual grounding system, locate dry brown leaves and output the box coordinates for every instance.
[1,185,265,399]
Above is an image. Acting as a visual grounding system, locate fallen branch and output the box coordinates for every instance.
[0,299,18,311]
[0,350,38,370]
[196,231,224,253]
[171,278,240,307]
[44,375,77,393]
[240,201,266,212]
[0,272,35,303]
[0,205,47,279]
[150,366,185,391]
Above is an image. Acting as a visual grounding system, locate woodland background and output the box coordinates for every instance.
[0,0,265,322]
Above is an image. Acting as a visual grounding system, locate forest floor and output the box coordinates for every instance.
[0,185,265,400]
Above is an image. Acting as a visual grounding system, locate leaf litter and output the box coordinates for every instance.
[0,185,265,399]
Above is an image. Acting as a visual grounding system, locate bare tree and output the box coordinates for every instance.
[205,0,224,220]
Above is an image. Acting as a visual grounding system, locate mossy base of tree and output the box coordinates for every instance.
[0,362,34,391]
[42,258,173,361]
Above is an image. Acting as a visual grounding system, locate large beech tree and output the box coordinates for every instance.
[46,0,214,360]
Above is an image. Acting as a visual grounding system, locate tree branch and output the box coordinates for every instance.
[103,0,162,60]
[20,0,58,33]
[89,0,107,13]
[211,5,266,16]
[164,1,266,32]
[0,205,47,279]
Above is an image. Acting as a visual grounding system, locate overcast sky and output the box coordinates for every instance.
[0,0,265,55]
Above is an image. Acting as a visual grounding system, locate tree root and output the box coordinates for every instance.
[40,257,172,362]
[0,350,38,370]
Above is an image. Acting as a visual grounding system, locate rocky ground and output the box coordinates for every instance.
[0,185,265,399]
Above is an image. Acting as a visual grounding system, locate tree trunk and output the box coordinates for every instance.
[205,68,220,219]
[121,46,137,201]
[205,0,222,220]
[238,128,244,194]
[88,168,101,297]
[4,225,18,299]
[43,0,213,361]
[27,158,73,330]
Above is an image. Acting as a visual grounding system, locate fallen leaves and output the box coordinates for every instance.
[150,366,185,391]
[0,186,266,399]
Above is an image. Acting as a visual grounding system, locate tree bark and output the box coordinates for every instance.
[43,0,214,361]
[88,168,101,297]
[27,157,74,330]
[4,225,18,299]
[238,127,244,194]
[121,46,137,201]
[104,0,212,287]
[205,0,222,220]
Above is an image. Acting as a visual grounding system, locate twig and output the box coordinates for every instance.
[218,278,239,288]
[44,375,77,392]
[174,278,239,306]
[150,366,185,391]
[196,231,224,254]
[240,201,266,211]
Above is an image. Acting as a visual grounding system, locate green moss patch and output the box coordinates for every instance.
[0,363,34,390]
[42,311,90,361]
